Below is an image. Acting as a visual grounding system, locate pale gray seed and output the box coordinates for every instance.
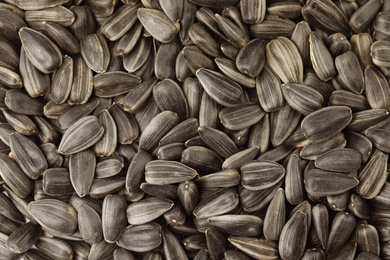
[241,160,285,191]
[137,8,180,43]
[326,212,356,253]
[5,89,43,116]
[19,27,62,74]
[349,0,382,33]
[109,104,139,145]
[305,169,359,197]
[89,177,126,200]
[50,55,73,104]
[42,168,74,196]
[155,37,181,80]
[365,65,390,110]
[205,228,227,260]
[94,71,141,98]
[153,79,189,121]
[270,103,301,146]
[68,6,96,41]
[69,149,95,197]
[28,199,77,236]
[0,66,22,89]
[335,51,364,94]
[117,223,162,252]
[193,188,239,218]
[350,33,373,69]
[315,148,362,172]
[126,197,174,225]
[301,0,351,35]
[69,54,93,105]
[101,4,140,41]
[58,116,104,155]
[10,132,47,180]
[80,33,110,73]
[240,0,266,24]
[181,146,223,173]
[145,160,198,185]
[249,15,296,39]
[113,248,134,260]
[227,236,278,259]
[141,182,178,201]
[35,237,73,260]
[220,103,265,131]
[300,132,346,160]
[162,228,188,260]
[357,149,388,199]
[279,211,308,260]
[88,240,117,260]
[114,22,143,56]
[58,99,100,130]
[178,180,199,215]
[266,36,304,83]
[94,109,117,157]
[301,106,352,142]
[326,32,351,57]
[123,37,152,73]
[373,11,390,41]
[195,169,240,188]
[285,154,304,205]
[215,58,256,88]
[24,6,75,26]
[281,83,323,115]
[267,1,302,19]
[347,109,389,132]
[78,203,103,244]
[102,195,127,243]
[182,46,217,74]
[95,155,124,178]
[0,153,33,198]
[189,23,222,57]
[329,89,369,111]
[371,40,390,67]
[6,222,41,254]
[195,90,221,128]
[309,32,336,81]
[348,194,370,219]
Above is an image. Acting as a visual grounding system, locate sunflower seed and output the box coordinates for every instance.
[240,160,285,191]
[326,32,351,57]
[335,51,364,94]
[193,188,239,218]
[94,72,141,98]
[240,0,266,24]
[309,32,337,81]
[145,160,198,184]
[266,36,303,83]
[68,149,95,197]
[117,222,162,252]
[326,212,356,253]
[281,83,323,115]
[189,23,222,58]
[25,6,75,26]
[6,222,41,254]
[300,132,346,160]
[39,143,62,167]
[42,168,74,196]
[126,197,174,225]
[349,0,382,33]
[373,11,390,41]
[88,240,117,260]
[69,54,93,105]
[109,104,139,145]
[215,14,248,49]
[329,89,370,111]
[181,146,223,173]
[89,177,126,199]
[227,236,278,259]
[315,148,362,173]
[113,248,134,260]
[35,237,73,260]
[312,204,329,249]
[102,195,127,243]
[78,203,103,244]
[215,58,256,89]
[162,228,188,260]
[58,116,104,155]
[364,65,390,110]
[249,15,296,39]
[58,99,100,130]
[371,40,390,67]
[220,103,265,131]
[255,66,284,112]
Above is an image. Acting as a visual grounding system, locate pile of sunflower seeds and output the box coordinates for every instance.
[0,0,390,259]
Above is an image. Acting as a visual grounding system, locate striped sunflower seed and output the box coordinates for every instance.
[122,77,158,113]
[102,195,127,243]
[164,204,186,226]
[205,228,228,260]
[25,6,75,26]
[177,180,199,215]
[198,126,237,158]
[215,14,248,49]
[347,109,389,132]
[329,89,369,111]
[266,36,304,83]
[266,1,302,20]
[113,248,134,260]
[335,51,364,94]
[34,237,73,260]
[326,212,356,254]
[117,223,162,252]
[42,21,79,54]
[94,72,141,98]
[155,38,180,80]
[305,168,359,197]
[348,193,370,219]
[80,33,110,74]
[279,210,308,260]
[145,160,198,184]
[240,0,266,24]
[263,188,286,241]
[312,204,329,249]
[301,106,352,142]
[327,192,350,212]
[300,132,346,160]
[373,11,390,41]
[109,104,139,145]
[355,224,380,256]
[345,132,372,163]
[69,55,93,105]
[208,214,263,237]
[227,236,278,260]
[182,46,216,74]
[94,110,117,157]
[57,99,100,130]
[371,40,390,68]
[58,116,104,155]
[364,65,390,110]
[69,149,95,197]
[220,103,265,131]
[301,248,325,260]
[285,154,304,205]
[42,168,74,196]
[6,222,41,254]
[270,103,301,146]
[137,8,180,43]
[162,228,188,260]
[349,0,382,33]
[215,58,256,88]
[291,21,312,68]
[19,27,62,74]
[89,177,126,200]
[126,197,174,225]
[314,148,362,173]
[0,66,22,89]
[309,32,337,81]
[88,240,117,260]
[28,199,77,236]
[240,160,285,191]
[249,15,296,39]
[78,203,103,244]
[189,23,222,58]
[350,33,373,69]
[114,22,143,57]
[50,55,73,104]
[182,146,223,173]
[9,132,47,180]
[326,32,351,57]
[123,36,152,73]
[256,66,284,112]
[281,83,323,115]
[95,155,124,179]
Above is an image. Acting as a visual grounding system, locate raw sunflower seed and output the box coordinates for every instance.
[69,149,96,197]
[240,0,266,24]
[328,89,369,111]
[0,66,23,89]
[80,33,110,74]
[301,248,325,260]
[348,194,370,219]
[345,132,372,163]
[249,15,296,39]
[35,237,73,260]
[58,116,104,155]
[189,23,222,58]
[114,22,143,57]
[177,180,199,215]
[227,236,278,260]
[94,72,141,98]
[256,66,284,112]
[6,222,41,254]
[309,32,337,82]
[117,222,162,252]
[215,58,256,88]
[312,204,329,249]
[123,36,152,73]
[50,55,73,104]
[122,77,158,113]
[181,146,223,173]
[109,104,139,145]
[300,132,346,160]
[113,248,134,260]
[69,54,93,105]
[102,195,127,243]
[155,37,181,80]
[57,99,100,130]
[241,160,285,191]
[208,214,263,237]
[28,199,78,236]
[24,6,75,26]
[43,21,80,54]
[89,177,126,200]
[215,14,248,49]
[145,160,198,185]
[347,109,389,132]
[364,65,390,110]
[326,212,356,254]
[78,203,103,244]
[335,51,364,94]
[182,46,217,74]
[19,27,62,74]
[281,83,323,115]
[371,40,390,68]
[291,21,312,68]
[94,109,117,157]
[270,103,301,146]
[220,103,265,131]
[42,168,74,196]
[349,0,382,33]
[162,228,188,260]
[314,148,362,173]
[88,240,117,260]
[126,197,174,225]
[266,36,304,83]
[205,228,228,260]
[285,154,304,205]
